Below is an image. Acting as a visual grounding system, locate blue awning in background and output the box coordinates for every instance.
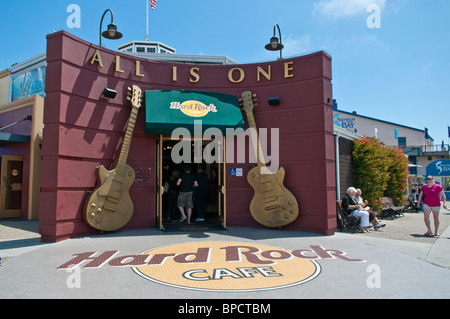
[0,132,30,146]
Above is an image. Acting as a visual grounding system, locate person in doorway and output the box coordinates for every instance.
[417,176,448,237]
[342,187,371,232]
[177,166,198,224]
[165,169,179,222]
[355,189,386,230]
[194,165,209,222]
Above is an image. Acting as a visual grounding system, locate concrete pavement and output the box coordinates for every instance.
[0,211,449,299]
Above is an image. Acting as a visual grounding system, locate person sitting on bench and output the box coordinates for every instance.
[341,187,370,233]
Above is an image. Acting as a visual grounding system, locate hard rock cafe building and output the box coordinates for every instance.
[1,31,335,242]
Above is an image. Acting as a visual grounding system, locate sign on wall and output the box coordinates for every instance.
[11,65,46,101]
[426,160,450,177]
[333,112,357,133]
[145,90,245,135]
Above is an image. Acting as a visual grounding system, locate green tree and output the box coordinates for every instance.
[384,147,410,206]
[352,137,409,210]
[352,137,391,211]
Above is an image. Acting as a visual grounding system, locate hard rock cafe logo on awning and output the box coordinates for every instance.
[57,241,365,292]
[170,100,217,118]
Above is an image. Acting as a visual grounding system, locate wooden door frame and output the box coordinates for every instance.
[0,155,24,218]
[155,136,227,229]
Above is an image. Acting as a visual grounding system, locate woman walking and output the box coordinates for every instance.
[417,176,448,236]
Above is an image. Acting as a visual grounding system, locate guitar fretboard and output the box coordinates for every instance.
[117,106,139,173]
[244,110,266,168]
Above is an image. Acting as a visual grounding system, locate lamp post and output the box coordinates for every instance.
[99,9,123,47]
[265,24,284,59]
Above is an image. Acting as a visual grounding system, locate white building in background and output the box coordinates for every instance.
[333,102,450,198]
[118,40,176,54]
[333,108,433,150]
[118,40,238,65]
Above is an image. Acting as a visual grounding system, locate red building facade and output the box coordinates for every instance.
[39,31,335,242]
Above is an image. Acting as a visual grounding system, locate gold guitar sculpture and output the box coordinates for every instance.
[239,91,299,228]
[83,85,143,231]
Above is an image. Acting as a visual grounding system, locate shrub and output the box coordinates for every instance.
[384,147,410,206]
[351,137,410,211]
[352,137,392,211]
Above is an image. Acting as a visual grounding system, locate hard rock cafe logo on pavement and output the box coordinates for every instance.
[58,241,365,292]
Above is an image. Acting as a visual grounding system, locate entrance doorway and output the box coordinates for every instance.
[0,155,24,218]
[155,135,226,231]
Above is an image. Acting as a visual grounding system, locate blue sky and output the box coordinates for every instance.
[1,0,449,144]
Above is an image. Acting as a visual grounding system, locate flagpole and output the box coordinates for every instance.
[145,0,149,41]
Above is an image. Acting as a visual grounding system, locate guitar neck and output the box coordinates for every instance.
[245,110,265,167]
[116,105,139,173]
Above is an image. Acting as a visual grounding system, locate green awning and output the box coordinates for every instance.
[145,90,245,135]
[0,132,30,146]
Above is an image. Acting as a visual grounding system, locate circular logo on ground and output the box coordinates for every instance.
[132,241,321,292]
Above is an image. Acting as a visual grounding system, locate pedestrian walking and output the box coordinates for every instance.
[417,176,448,236]
[176,166,198,224]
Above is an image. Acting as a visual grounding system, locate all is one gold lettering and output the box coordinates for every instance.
[89,50,295,84]
[190,67,200,83]
[90,49,104,68]
[135,60,144,77]
[284,61,294,78]
[115,55,124,73]
[257,65,271,82]
[228,68,245,83]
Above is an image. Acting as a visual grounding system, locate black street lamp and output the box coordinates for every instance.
[265,24,284,59]
[99,9,123,47]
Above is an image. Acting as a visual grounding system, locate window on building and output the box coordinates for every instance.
[147,48,156,53]
[136,47,145,53]
[443,177,450,192]
[398,137,407,147]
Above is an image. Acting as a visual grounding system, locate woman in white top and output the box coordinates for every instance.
[355,189,386,231]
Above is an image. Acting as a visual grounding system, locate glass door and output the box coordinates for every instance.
[0,155,24,218]
[155,136,227,230]
[155,135,164,230]
[217,136,226,228]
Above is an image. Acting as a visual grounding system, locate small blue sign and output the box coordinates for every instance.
[230,168,243,177]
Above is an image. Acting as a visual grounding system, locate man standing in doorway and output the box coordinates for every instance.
[177,166,198,224]
[195,165,209,222]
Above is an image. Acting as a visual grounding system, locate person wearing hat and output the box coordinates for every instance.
[176,166,198,224]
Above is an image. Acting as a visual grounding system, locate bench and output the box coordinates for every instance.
[379,197,404,219]
[336,200,361,233]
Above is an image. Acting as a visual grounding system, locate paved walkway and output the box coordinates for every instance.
[0,209,449,299]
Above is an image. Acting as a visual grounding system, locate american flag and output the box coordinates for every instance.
[150,0,157,10]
